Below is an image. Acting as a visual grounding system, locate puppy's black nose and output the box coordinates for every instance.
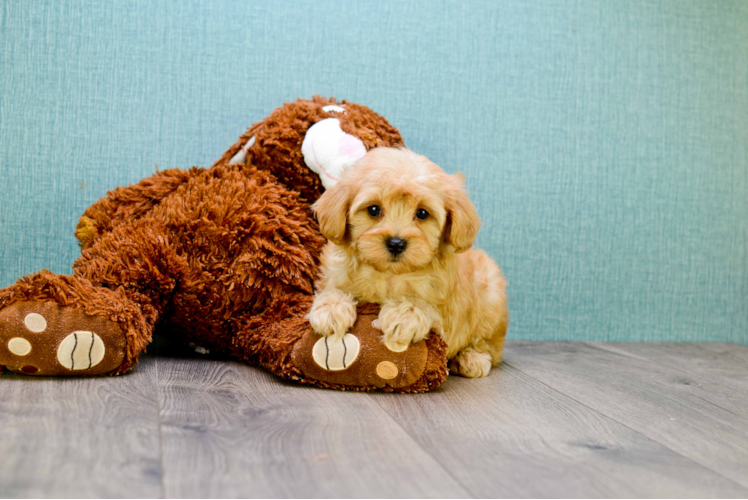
[386,237,407,256]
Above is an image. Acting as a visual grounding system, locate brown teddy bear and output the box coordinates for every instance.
[0,97,448,392]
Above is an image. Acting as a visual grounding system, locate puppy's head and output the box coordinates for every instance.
[313,147,480,274]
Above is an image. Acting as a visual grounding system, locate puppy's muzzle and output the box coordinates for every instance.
[386,237,407,256]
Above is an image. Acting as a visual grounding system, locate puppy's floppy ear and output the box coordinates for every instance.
[312,181,352,245]
[442,173,480,253]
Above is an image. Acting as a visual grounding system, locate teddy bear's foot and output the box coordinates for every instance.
[0,300,129,376]
[290,303,449,393]
[0,271,153,376]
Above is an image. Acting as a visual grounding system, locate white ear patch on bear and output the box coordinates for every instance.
[228,135,256,165]
[302,118,367,189]
[322,105,346,113]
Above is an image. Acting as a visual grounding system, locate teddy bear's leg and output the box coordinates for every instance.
[0,221,184,376]
[75,168,195,250]
[228,295,315,373]
[229,297,449,393]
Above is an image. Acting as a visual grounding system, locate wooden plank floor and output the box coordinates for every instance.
[1,341,747,498]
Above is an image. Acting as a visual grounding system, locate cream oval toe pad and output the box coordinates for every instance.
[24,313,47,332]
[312,334,360,371]
[57,331,106,370]
[8,337,32,356]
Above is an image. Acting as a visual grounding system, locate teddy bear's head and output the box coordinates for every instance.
[215,96,403,202]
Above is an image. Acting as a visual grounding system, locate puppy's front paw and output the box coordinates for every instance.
[378,301,432,352]
[307,289,357,338]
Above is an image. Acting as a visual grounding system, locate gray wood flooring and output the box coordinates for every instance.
[1,341,747,498]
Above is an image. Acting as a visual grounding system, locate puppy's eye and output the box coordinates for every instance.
[367,205,382,217]
[415,208,429,220]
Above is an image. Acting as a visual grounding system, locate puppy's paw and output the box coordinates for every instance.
[378,301,432,352]
[449,348,492,378]
[307,289,357,338]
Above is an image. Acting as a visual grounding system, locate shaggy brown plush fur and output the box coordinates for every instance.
[0,97,449,392]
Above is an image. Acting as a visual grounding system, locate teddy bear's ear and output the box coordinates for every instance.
[442,173,480,253]
[312,180,352,245]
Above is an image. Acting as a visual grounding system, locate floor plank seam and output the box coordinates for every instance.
[365,392,477,499]
[502,359,748,494]
[587,342,748,402]
[154,358,167,499]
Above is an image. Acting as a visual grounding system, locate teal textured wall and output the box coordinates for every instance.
[1,1,746,343]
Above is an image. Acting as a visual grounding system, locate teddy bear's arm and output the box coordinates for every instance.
[75,167,197,249]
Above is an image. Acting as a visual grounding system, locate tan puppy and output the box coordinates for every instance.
[308,147,508,377]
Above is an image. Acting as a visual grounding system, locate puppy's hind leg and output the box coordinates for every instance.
[449,315,508,378]
[449,348,492,378]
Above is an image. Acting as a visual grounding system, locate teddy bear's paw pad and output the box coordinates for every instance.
[375,361,399,380]
[0,301,126,376]
[292,304,429,389]
[312,334,360,371]
[57,332,106,370]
